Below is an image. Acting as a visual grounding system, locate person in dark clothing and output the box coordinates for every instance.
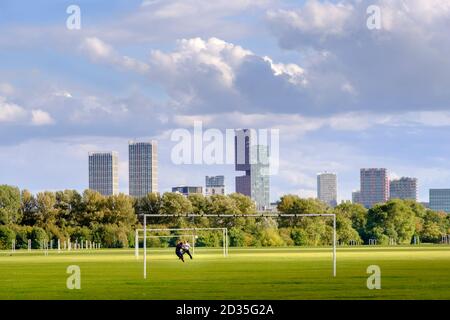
[175,241,185,262]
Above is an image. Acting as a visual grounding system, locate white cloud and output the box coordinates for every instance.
[266,0,450,115]
[80,37,150,73]
[0,97,26,123]
[263,56,307,86]
[31,109,55,126]
[150,37,253,88]
[267,1,355,38]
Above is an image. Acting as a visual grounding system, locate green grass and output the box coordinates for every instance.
[1,246,450,300]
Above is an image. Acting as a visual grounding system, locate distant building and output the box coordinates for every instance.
[129,141,158,197]
[88,152,119,196]
[420,202,430,209]
[360,168,389,208]
[268,202,280,212]
[390,177,418,201]
[205,176,225,196]
[235,129,270,210]
[172,186,203,196]
[429,189,450,213]
[352,190,362,204]
[317,172,337,207]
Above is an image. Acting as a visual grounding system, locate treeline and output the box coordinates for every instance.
[0,185,449,249]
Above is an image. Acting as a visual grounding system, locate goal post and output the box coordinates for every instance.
[134,227,228,258]
[141,213,336,279]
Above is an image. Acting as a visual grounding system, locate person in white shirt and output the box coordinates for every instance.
[182,241,193,260]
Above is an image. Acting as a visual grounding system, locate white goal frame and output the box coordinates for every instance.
[134,227,228,258]
[141,213,336,279]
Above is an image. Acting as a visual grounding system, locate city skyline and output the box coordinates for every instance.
[2,1,450,203]
[1,134,447,207]
[84,143,434,209]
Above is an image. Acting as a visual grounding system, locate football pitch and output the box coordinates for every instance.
[1,246,449,300]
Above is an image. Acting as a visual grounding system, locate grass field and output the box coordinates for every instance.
[1,246,450,300]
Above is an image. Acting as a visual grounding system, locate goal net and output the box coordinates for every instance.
[134,227,229,259]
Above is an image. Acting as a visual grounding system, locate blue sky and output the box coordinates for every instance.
[1,0,450,202]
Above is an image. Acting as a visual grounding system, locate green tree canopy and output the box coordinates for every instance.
[366,199,416,245]
[0,185,22,225]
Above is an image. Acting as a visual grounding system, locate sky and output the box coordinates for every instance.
[1,0,450,202]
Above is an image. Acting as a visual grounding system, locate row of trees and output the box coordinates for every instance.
[0,185,449,249]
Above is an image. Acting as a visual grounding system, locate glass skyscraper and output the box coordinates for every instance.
[235,129,270,210]
[129,141,158,197]
[317,172,338,207]
[88,151,119,196]
[390,177,418,201]
[360,168,389,208]
[429,189,450,213]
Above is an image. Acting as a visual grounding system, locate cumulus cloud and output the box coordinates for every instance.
[145,37,314,114]
[267,0,450,114]
[31,109,54,126]
[150,37,253,87]
[0,97,26,123]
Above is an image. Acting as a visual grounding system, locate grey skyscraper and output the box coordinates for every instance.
[317,172,337,207]
[390,177,418,201]
[360,168,389,208]
[235,129,270,210]
[352,190,362,204]
[429,189,450,213]
[88,152,119,196]
[205,176,225,196]
[129,141,158,197]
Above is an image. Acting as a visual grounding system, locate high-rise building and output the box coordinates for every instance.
[390,177,418,201]
[129,141,158,197]
[360,168,389,208]
[88,152,119,196]
[352,190,362,204]
[205,176,225,196]
[172,186,203,196]
[235,129,270,210]
[317,172,337,207]
[429,189,450,213]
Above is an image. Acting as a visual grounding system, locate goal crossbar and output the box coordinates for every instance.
[141,213,336,279]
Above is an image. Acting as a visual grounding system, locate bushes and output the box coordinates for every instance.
[259,228,285,247]
[30,227,47,249]
[229,227,245,247]
[95,224,130,248]
[10,225,32,249]
[0,226,16,249]
[196,232,221,247]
